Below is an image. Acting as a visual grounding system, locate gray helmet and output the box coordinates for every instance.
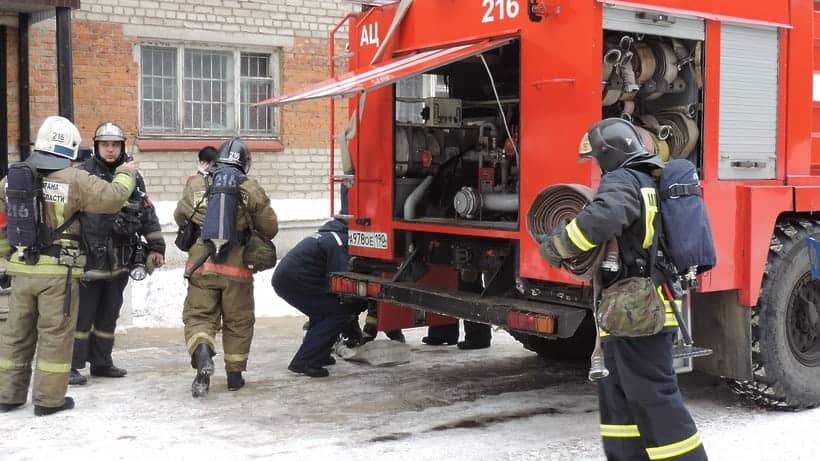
[93,121,126,162]
[579,118,664,173]
[217,137,252,173]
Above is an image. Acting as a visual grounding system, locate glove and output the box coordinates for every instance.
[146,252,165,274]
[0,272,10,290]
[539,238,564,268]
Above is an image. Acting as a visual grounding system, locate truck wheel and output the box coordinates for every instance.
[511,312,595,361]
[732,218,820,409]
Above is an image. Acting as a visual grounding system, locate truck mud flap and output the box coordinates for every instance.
[331,272,588,339]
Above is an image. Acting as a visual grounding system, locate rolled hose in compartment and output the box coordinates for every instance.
[526,184,609,281]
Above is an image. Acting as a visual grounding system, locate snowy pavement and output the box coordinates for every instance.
[2,314,820,460]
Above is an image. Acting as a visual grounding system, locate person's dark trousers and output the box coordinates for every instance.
[72,274,129,370]
[598,331,707,461]
[278,288,350,369]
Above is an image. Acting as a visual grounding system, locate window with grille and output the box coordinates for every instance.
[140,45,277,137]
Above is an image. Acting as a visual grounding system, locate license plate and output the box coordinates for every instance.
[348,231,388,250]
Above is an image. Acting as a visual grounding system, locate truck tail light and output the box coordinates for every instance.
[508,311,556,335]
[330,275,382,298]
[331,275,355,295]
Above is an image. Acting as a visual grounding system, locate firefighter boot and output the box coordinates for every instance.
[386,330,406,343]
[0,402,24,412]
[34,397,75,416]
[69,369,88,386]
[90,365,127,378]
[191,344,215,398]
[227,372,245,391]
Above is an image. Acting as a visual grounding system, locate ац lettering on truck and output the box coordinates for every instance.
[257,0,820,409]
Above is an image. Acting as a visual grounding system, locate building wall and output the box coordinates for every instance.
[3,1,356,200]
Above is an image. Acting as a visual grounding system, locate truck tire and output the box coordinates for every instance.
[511,312,595,361]
[732,218,820,409]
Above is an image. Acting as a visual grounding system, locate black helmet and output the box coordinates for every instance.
[217,137,252,173]
[579,118,663,173]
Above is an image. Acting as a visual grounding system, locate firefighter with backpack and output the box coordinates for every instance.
[0,116,138,416]
[535,118,708,461]
[174,138,278,398]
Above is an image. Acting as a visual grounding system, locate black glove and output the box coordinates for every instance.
[539,239,564,268]
[0,272,10,289]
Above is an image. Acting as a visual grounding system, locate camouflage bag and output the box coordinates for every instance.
[597,277,665,337]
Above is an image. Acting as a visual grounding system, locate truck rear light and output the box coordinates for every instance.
[331,275,356,295]
[356,281,368,297]
[508,311,555,335]
[366,281,382,297]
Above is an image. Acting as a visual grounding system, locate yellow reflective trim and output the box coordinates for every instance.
[600,424,641,438]
[224,353,248,362]
[6,260,83,277]
[640,187,658,249]
[74,331,90,340]
[92,329,115,340]
[566,219,596,252]
[0,359,29,370]
[646,431,703,460]
[113,172,136,193]
[144,231,163,242]
[186,332,215,353]
[36,360,70,374]
[365,316,378,325]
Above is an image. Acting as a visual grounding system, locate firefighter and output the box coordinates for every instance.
[0,116,137,415]
[69,121,166,386]
[536,118,707,461]
[272,186,361,378]
[175,138,278,397]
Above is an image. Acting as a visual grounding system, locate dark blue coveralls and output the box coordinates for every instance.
[272,218,354,370]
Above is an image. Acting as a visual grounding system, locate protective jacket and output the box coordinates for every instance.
[551,162,705,460]
[0,165,137,277]
[273,218,349,293]
[174,171,278,281]
[79,155,164,278]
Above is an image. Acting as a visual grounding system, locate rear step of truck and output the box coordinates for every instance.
[330,272,589,339]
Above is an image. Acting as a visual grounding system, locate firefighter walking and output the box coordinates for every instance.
[174,138,277,397]
[69,121,165,385]
[0,116,137,416]
[537,118,707,460]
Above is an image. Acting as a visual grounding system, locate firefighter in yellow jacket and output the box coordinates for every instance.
[174,138,277,398]
[0,116,137,416]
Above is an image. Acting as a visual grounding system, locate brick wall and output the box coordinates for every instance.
[3,22,19,155]
[5,1,358,201]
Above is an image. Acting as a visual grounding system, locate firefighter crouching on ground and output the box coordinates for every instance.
[69,121,165,386]
[272,186,362,378]
[535,118,707,461]
[0,116,137,416]
[175,138,278,397]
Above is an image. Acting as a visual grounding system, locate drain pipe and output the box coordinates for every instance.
[403,175,434,220]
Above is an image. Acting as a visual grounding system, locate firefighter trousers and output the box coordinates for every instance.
[598,331,707,461]
[183,272,255,372]
[277,287,351,369]
[72,274,129,370]
[0,275,79,408]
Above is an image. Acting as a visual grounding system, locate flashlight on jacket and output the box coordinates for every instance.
[129,243,148,281]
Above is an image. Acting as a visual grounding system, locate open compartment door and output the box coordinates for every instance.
[254,37,515,107]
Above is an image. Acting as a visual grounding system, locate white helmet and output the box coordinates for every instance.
[34,115,82,160]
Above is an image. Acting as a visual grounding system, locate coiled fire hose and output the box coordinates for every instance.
[526,184,612,381]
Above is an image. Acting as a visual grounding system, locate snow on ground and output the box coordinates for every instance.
[129,266,300,328]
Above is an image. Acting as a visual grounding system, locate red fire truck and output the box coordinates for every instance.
[258,0,820,409]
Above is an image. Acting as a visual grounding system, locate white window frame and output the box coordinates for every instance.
[138,42,280,138]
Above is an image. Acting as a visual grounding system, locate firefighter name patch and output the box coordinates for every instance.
[348,231,388,250]
[42,181,69,204]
